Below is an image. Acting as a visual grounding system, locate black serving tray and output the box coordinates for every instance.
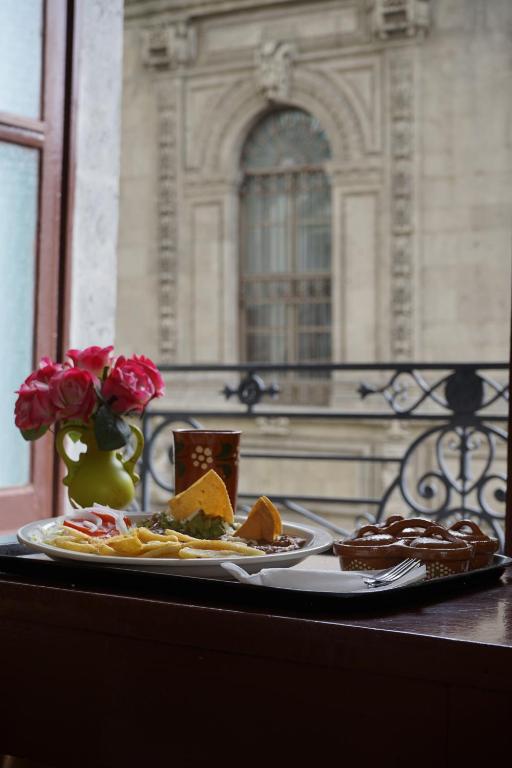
[0,538,510,614]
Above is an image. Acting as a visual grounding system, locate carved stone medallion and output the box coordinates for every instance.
[256,40,296,102]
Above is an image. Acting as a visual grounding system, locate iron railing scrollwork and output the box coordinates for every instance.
[140,362,509,549]
[222,371,280,411]
[359,367,509,544]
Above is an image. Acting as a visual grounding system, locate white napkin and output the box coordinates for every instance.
[221,562,426,593]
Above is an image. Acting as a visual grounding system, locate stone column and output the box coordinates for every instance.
[69,0,124,348]
[140,20,197,363]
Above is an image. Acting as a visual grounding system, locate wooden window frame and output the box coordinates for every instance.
[0,1,75,528]
[506,318,512,556]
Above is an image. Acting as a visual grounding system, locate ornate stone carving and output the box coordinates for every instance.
[200,69,366,177]
[142,21,196,70]
[389,52,415,359]
[391,120,412,156]
[370,0,430,39]
[256,41,295,102]
[330,164,383,188]
[156,80,178,362]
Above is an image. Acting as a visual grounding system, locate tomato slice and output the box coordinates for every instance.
[89,511,113,525]
[63,520,105,537]
[90,510,131,528]
[63,511,130,538]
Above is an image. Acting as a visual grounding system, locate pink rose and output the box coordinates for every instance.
[25,356,66,386]
[14,357,65,431]
[102,357,157,414]
[49,368,97,422]
[66,345,114,378]
[131,355,165,398]
[14,381,55,431]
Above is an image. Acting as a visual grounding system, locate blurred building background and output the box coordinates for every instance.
[118,0,512,534]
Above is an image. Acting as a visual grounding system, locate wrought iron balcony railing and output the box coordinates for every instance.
[139,362,509,548]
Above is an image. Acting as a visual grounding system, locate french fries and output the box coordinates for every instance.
[136,527,179,543]
[179,547,246,559]
[181,538,262,556]
[52,537,99,554]
[47,525,263,560]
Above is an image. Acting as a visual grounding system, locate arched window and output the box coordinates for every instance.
[239,108,332,398]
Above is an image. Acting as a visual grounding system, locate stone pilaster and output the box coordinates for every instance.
[389,50,415,360]
[155,80,178,362]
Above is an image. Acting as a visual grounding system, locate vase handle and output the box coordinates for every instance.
[55,424,83,487]
[122,424,144,486]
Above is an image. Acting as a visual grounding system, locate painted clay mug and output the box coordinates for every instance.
[172,429,241,509]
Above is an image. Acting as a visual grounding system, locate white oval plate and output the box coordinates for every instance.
[17,514,333,578]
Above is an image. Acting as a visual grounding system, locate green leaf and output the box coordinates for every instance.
[94,405,132,451]
[20,425,49,441]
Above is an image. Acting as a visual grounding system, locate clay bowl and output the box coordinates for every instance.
[446,520,499,569]
[333,526,404,571]
[401,525,474,580]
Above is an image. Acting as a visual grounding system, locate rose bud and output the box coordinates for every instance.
[66,345,114,378]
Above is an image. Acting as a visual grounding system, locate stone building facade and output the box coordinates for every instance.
[120,0,511,366]
[118,0,512,525]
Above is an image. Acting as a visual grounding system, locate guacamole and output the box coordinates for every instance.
[138,510,234,540]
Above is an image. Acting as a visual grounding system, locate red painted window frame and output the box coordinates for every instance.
[0,1,75,529]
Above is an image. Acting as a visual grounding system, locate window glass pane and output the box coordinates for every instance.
[296,173,331,218]
[296,171,331,273]
[0,143,39,487]
[0,0,43,119]
[246,303,286,329]
[241,109,331,169]
[298,303,331,327]
[297,226,331,273]
[247,333,286,363]
[299,332,331,362]
[244,177,289,274]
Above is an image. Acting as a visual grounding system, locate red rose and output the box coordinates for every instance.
[49,367,97,422]
[131,355,165,398]
[66,345,114,378]
[14,381,55,431]
[101,357,156,414]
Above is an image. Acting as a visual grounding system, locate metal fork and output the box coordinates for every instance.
[363,558,423,588]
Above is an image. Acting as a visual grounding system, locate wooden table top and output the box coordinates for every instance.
[0,552,511,767]
[1,553,511,668]
[1,551,511,641]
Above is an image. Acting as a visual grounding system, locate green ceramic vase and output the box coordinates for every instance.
[55,421,144,509]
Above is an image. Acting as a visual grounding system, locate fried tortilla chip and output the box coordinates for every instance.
[234,496,282,543]
[168,469,234,524]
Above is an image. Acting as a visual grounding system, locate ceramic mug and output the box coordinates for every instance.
[172,429,241,509]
